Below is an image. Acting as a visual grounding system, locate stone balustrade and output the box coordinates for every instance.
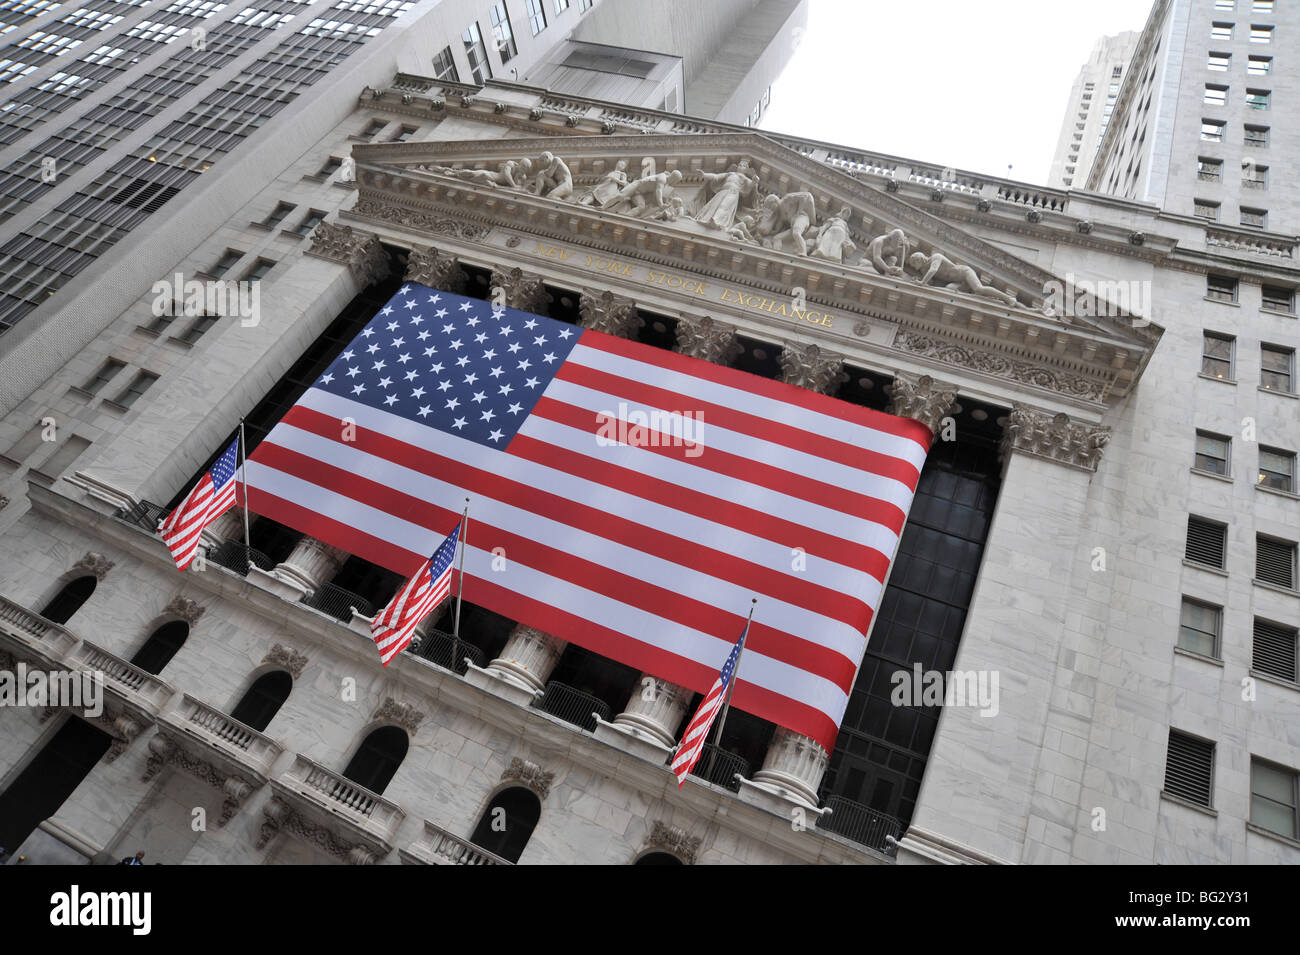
[0,593,79,662]
[278,753,405,846]
[170,694,283,778]
[401,820,511,866]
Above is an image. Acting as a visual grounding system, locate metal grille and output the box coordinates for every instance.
[1256,536,1296,588]
[819,795,904,853]
[115,499,168,533]
[410,628,486,675]
[1253,619,1298,682]
[1164,731,1214,807]
[1185,516,1226,568]
[302,582,374,622]
[207,541,275,577]
[534,681,610,733]
[689,743,748,792]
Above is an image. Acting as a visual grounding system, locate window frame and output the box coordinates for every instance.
[1178,596,1222,658]
[1260,343,1294,393]
[1257,446,1295,493]
[1194,430,1231,476]
[1260,284,1294,314]
[1206,274,1238,304]
[1164,729,1215,809]
[1250,757,1299,841]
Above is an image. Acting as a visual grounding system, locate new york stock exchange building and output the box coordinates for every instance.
[0,74,1297,868]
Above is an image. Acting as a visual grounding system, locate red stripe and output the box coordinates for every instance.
[554,360,924,489]
[507,432,885,573]
[276,406,877,623]
[250,446,862,691]
[530,396,908,538]
[579,328,935,446]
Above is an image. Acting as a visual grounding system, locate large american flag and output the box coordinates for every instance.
[159,437,240,571]
[370,520,460,666]
[244,282,931,751]
[670,619,748,786]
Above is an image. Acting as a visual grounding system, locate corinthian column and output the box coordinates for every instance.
[488,266,548,313]
[885,372,960,437]
[579,289,643,338]
[305,222,390,287]
[405,245,466,293]
[267,536,349,597]
[778,340,848,393]
[673,313,743,365]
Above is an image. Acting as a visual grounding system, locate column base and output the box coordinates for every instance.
[462,662,543,708]
[735,777,829,818]
[248,566,310,602]
[592,716,674,763]
[743,769,821,809]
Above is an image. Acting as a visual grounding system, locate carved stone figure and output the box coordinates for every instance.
[807,205,857,263]
[577,159,629,206]
[756,191,817,255]
[693,160,759,230]
[425,161,530,188]
[526,151,573,200]
[727,213,759,243]
[865,228,910,277]
[604,169,683,218]
[906,251,1020,306]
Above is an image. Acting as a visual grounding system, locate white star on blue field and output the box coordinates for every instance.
[314,283,584,448]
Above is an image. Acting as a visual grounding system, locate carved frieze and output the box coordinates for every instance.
[779,341,848,395]
[885,372,959,436]
[674,314,742,366]
[350,198,489,241]
[71,552,114,580]
[501,757,555,800]
[999,405,1111,472]
[141,735,256,826]
[262,644,309,679]
[404,245,466,293]
[305,222,390,286]
[373,697,424,735]
[893,331,1107,403]
[645,820,701,864]
[488,266,548,313]
[579,289,643,339]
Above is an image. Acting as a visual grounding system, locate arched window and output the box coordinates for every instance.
[634,851,684,865]
[341,726,408,795]
[39,576,96,625]
[129,621,189,675]
[470,787,541,864]
[229,670,292,732]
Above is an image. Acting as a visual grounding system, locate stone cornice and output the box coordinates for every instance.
[999,405,1111,473]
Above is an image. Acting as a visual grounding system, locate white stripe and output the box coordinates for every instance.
[570,343,931,473]
[254,426,869,667]
[541,376,919,515]
[246,460,849,721]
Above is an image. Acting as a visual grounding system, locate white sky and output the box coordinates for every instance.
[760,0,1153,186]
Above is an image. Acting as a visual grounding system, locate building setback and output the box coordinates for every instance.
[1047,31,1139,189]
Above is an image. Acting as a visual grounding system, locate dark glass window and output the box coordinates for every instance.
[470,787,540,862]
[39,575,96,624]
[0,717,112,852]
[229,670,292,732]
[341,725,408,795]
[130,621,189,675]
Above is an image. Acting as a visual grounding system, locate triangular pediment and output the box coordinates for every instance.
[346,132,1162,403]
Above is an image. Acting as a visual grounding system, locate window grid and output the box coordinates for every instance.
[1194,431,1230,475]
[1178,597,1221,658]
[1261,344,1294,393]
[1250,759,1298,840]
[1257,447,1295,492]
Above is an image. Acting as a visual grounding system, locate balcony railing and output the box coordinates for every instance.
[66,641,175,713]
[172,694,282,777]
[410,628,486,675]
[689,742,749,792]
[403,820,511,866]
[818,795,903,853]
[534,680,610,733]
[207,541,276,577]
[115,499,168,534]
[302,582,374,622]
[280,754,405,845]
[0,594,79,660]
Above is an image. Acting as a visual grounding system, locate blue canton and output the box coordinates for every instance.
[209,439,240,490]
[314,283,585,448]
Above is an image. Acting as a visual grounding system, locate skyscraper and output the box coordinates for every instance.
[1047,31,1139,189]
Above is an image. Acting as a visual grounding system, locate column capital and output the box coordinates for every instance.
[306,222,390,286]
[579,289,643,339]
[779,340,848,394]
[488,266,548,313]
[999,404,1110,472]
[674,313,742,365]
[885,372,959,435]
[404,245,466,293]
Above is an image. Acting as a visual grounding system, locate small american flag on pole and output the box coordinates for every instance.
[158,437,240,571]
[370,520,461,666]
[670,617,750,786]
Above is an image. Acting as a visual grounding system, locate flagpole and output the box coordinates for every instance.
[704,597,757,782]
[238,419,251,552]
[449,498,469,669]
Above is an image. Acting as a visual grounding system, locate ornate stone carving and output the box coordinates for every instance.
[488,266,548,313]
[565,114,580,127]
[71,552,114,580]
[163,595,204,626]
[256,796,290,849]
[884,179,900,192]
[976,198,991,213]
[1026,209,1042,223]
[579,289,643,339]
[674,314,742,365]
[528,107,542,121]
[501,757,555,799]
[430,98,444,111]
[404,245,466,292]
[929,189,944,202]
[864,228,910,277]
[0,493,9,510]
[905,250,1019,307]
[142,735,256,825]
[885,372,959,436]
[522,151,573,200]
[493,101,507,113]
[262,643,308,679]
[752,190,817,255]
[601,119,616,134]
[350,198,489,240]
[458,94,473,108]
[1128,231,1145,245]
[645,821,701,864]
[807,205,857,263]
[694,160,759,230]
[778,341,848,395]
[306,222,390,286]
[1000,405,1111,472]
[142,735,176,782]
[892,331,1107,402]
[576,159,630,207]
[1076,220,1094,234]
[104,714,141,763]
[603,161,684,219]
[373,697,424,735]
